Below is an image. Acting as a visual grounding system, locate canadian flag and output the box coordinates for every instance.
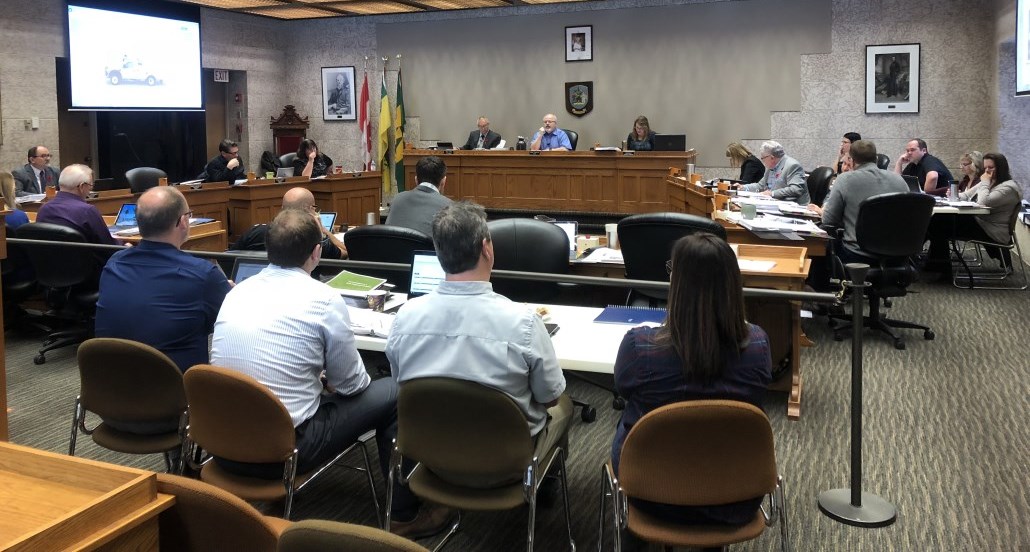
[358,71,372,171]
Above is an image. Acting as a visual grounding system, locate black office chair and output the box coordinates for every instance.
[279,152,298,168]
[617,213,727,305]
[487,218,569,303]
[1,224,47,333]
[828,192,936,350]
[876,153,891,170]
[806,166,834,207]
[564,130,578,151]
[344,225,434,293]
[125,167,167,194]
[18,223,102,364]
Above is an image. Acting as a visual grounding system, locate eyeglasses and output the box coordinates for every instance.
[227,150,239,156]
[665,259,673,275]
[181,210,193,219]
[33,154,52,159]
[760,155,773,161]
[308,205,321,213]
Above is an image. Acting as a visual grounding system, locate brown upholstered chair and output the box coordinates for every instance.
[598,400,789,552]
[278,519,428,552]
[156,473,291,552]
[386,377,574,552]
[69,338,187,472]
[182,365,380,520]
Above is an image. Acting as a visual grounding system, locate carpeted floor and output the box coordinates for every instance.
[5,275,1028,551]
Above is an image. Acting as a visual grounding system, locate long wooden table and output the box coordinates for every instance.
[404,149,696,214]
[228,173,381,236]
[571,243,811,419]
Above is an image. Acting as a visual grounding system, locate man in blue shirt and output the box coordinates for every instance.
[530,113,572,151]
[95,186,232,373]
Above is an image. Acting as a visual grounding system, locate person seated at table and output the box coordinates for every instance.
[835,132,861,174]
[625,116,656,151]
[893,138,953,194]
[954,150,984,195]
[385,156,452,237]
[530,113,572,151]
[461,116,502,150]
[293,138,334,178]
[203,139,245,184]
[927,153,1022,271]
[231,187,346,259]
[0,171,30,229]
[725,142,764,184]
[611,232,772,526]
[739,141,810,205]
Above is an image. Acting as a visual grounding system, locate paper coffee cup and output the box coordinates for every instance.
[605,223,619,250]
[366,290,387,312]
[366,212,377,225]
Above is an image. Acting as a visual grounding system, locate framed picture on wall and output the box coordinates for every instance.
[565,25,592,62]
[321,66,356,121]
[865,43,920,114]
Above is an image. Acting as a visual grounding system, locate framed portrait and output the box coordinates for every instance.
[565,25,592,62]
[321,66,356,121]
[865,43,920,114]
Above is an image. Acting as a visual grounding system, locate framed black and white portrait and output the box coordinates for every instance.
[321,66,356,121]
[865,44,920,114]
[565,25,592,62]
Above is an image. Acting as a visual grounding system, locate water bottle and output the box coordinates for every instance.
[370,160,377,171]
[948,180,958,200]
[515,136,527,151]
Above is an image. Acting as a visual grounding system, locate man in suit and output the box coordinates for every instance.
[739,140,810,205]
[385,156,452,237]
[13,145,60,196]
[461,116,502,150]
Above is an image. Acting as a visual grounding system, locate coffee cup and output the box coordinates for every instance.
[366,290,387,312]
[605,223,619,250]
[366,212,378,225]
[264,171,274,179]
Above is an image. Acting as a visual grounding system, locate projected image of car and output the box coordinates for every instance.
[105,57,162,86]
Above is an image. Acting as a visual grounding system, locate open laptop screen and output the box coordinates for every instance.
[230,258,266,284]
[408,250,446,298]
[901,175,922,193]
[276,167,295,178]
[552,221,578,259]
[112,203,137,227]
[319,212,337,232]
[653,134,687,151]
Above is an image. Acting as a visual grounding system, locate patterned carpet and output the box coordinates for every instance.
[4,275,1028,551]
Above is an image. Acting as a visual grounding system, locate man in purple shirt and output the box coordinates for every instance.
[36,164,121,247]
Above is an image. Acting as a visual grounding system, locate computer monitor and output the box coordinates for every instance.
[276,167,295,178]
[436,141,454,150]
[653,134,687,151]
[408,250,446,298]
[552,221,578,259]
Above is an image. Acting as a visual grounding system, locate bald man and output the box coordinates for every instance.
[96,186,232,374]
[530,113,571,151]
[36,164,120,246]
[231,187,347,259]
[462,117,502,150]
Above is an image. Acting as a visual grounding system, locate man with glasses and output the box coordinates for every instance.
[461,116,502,150]
[203,139,246,184]
[739,140,810,205]
[13,145,60,196]
[231,187,346,259]
[36,164,122,246]
[530,113,572,151]
[96,186,232,373]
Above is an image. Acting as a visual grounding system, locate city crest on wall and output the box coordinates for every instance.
[566,81,593,117]
[865,43,920,114]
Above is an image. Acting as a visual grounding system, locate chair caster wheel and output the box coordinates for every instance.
[893,340,906,350]
[924,330,935,340]
[612,397,625,410]
[33,353,46,365]
[580,406,596,423]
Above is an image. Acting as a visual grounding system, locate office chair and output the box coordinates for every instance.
[344,225,434,293]
[70,338,188,473]
[951,202,1028,290]
[617,212,726,304]
[564,130,579,151]
[1,224,46,332]
[599,400,789,552]
[125,166,168,194]
[279,152,298,168]
[156,473,291,552]
[806,166,834,207]
[828,192,936,350]
[876,153,891,170]
[386,378,575,552]
[182,365,381,520]
[17,222,101,364]
[279,520,429,552]
[487,218,569,303]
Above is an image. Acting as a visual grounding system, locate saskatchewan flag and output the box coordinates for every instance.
[394,68,406,192]
[378,70,392,196]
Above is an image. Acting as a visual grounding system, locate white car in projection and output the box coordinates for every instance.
[105,58,162,86]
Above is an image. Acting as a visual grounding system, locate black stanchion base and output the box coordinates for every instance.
[818,489,897,528]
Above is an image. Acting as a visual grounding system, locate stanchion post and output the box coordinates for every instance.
[818,263,897,528]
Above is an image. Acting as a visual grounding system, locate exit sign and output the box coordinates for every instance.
[213,69,229,82]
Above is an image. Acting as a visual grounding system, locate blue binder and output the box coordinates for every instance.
[593,306,666,325]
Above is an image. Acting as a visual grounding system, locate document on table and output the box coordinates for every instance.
[347,307,394,338]
[15,194,46,204]
[578,247,624,263]
[737,214,827,236]
[738,259,776,272]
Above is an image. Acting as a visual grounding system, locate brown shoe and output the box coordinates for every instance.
[390,503,458,540]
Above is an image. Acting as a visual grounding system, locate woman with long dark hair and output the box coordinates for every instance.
[611,232,772,525]
[293,138,334,178]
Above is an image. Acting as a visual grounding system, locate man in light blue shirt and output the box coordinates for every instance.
[530,113,572,151]
[385,201,572,486]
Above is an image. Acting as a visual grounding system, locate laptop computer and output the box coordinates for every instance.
[275,167,295,178]
[902,175,922,193]
[107,203,138,233]
[408,250,446,298]
[436,141,455,150]
[318,212,337,232]
[230,258,267,284]
[552,221,578,260]
[653,134,687,152]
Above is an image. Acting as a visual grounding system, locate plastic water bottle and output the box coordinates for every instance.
[370,160,377,171]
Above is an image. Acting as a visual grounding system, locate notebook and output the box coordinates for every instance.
[319,212,337,232]
[408,250,446,298]
[326,270,388,297]
[107,203,138,234]
[593,305,666,325]
[552,221,578,260]
[653,134,687,152]
[275,167,295,178]
[230,258,266,284]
